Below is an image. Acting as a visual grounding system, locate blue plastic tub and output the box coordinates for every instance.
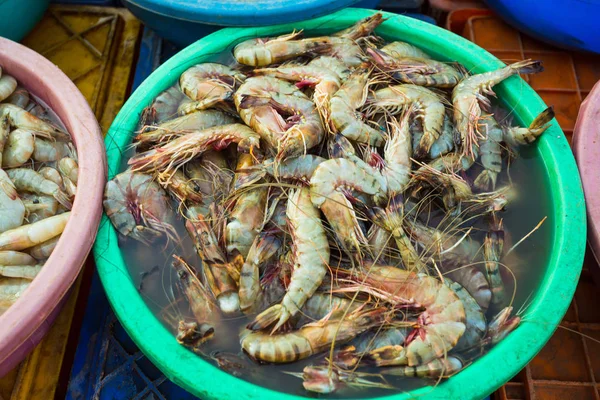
[121,0,377,47]
[0,0,49,42]
[485,0,600,54]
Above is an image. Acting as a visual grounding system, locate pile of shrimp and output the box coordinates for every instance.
[0,66,78,315]
[104,13,554,395]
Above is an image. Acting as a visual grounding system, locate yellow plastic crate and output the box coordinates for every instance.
[0,6,140,400]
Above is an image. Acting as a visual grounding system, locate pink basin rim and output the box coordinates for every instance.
[0,37,106,373]
[573,80,600,266]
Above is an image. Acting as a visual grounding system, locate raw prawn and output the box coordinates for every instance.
[103,171,177,245]
[242,307,388,363]
[452,60,543,159]
[178,63,245,114]
[0,212,70,251]
[330,71,385,146]
[248,187,330,332]
[368,84,445,158]
[7,168,72,209]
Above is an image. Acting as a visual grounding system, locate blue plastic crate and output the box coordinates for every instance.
[68,12,441,399]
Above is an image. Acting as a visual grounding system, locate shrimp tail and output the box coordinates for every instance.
[328,134,355,158]
[367,194,404,232]
[54,190,73,210]
[509,59,544,75]
[529,106,555,132]
[233,167,266,191]
[367,344,406,366]
[247,303,287,332]
[473,170,497,191]
[0,180,17,200]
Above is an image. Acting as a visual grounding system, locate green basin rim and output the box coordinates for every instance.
[95,8,586,400]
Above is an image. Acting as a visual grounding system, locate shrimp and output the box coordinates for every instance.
[141,85,187,125]
[1,129,33,167]
[0,104,69,141]
[367,110,413,195]
[452,60,543,158]
[412,165,473,211]
[348,266,465,366]
[0,74,17,102]
[4,86,29,108]
[32,137,69,163]
[239,155,326,190]
[309,56,351,81]
[0,265,42,280]
[7,168,71,209]
[136,109,237,146]
[162,170,203,205]
[226,154,268,258]
[38,167,64,188]
[368,194,427,272]
[127,124,260,180]
[0,169,25,233]
[58,157,78,197]
[238,233,282,313]
[296,293,362,326]
[185,208,240,315]
[310,158,385,259]
[248,188,330,332]
[242,307,388,363]
[403,219,480,268]
[173,255,218,348]
[330,71,385,146]
[0,212,70,251]
[234,31,332,67]
[503,106,554,147]
[429,112,455,159]
[253,65,340,128]
[333,13,384,41]
[367,224,397,263]
[0,116,8,166]
[28,236,59,260]
[235,77,324,159]
[368,84,445,158]
[294,364,393,394]
[382,356,463,379]
[484,218,507,312]
[446,266,492,312]
[21,193,58,223]
[486,306,520,346]
[381,41,431,60]
[0,250,36,266]
[369,48,463,88]
[103,171,178,245]
[448,280,486,352]
[178,63,245,114]
[0,278,30,309]
[472,113,504,190]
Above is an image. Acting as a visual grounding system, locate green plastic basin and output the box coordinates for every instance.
[95,8,586,399]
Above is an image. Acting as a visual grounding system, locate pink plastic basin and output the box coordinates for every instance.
[573,80,600,285]
[0,37,106,376]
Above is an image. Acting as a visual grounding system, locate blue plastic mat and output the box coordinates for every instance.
[67,13,444,399]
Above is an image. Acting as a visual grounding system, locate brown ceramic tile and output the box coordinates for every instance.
[525,52,578,91]
[529,327,591,381]
[533,385,596,400]
[537,91,580,132]
[469,16,521,51]
[575,277,600,323]
[582,328,600,381]
[572,53,600,92]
